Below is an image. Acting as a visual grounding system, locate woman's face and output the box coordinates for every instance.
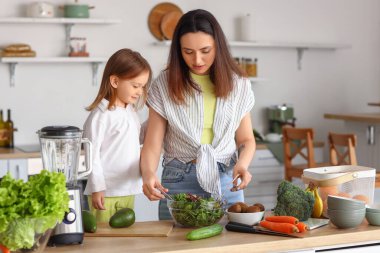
[180,31,216,75]
[111,71,149,108]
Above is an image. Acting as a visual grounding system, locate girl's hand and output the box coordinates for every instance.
[142,173,167,201]
[92,191,106,210]
[233,165,252,190]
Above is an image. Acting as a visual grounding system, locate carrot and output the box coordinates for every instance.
[0,244,10,253]
[296,222,308,233]
[265,216,299,225]
[259,220,299,234]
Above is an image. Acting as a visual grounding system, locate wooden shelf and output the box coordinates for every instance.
[0,57,107,63]
[154,40,351,70]
[0,17,121,24]
[0,17,120,87]
[0,57,107,87]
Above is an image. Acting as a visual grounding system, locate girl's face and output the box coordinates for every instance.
[180,31,216,75]
[111,71,149,108]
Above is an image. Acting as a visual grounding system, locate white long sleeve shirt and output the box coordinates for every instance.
[83,99,142,197]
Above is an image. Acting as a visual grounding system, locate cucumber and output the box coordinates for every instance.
[186,224,223,241]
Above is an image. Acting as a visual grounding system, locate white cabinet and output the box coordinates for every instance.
[0,158,28,181]
[245,149,283,210]
[0,159,8,178]
[245,147,324,210]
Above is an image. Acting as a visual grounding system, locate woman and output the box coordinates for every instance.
[141,9,256,219]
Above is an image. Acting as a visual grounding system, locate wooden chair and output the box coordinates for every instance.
[328,132,357,166]
[282,127,328,181]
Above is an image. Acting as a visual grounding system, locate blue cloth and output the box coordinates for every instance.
[158,158,244,220]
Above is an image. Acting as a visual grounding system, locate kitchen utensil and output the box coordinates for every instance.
[327,208,366,229]
[156,187,174,201]
[27,2,55,18]
[227,211,264,226]
[63,0,94,18]
[267,104,296,134]
[160,10,182,40]
[219,174,240,201]
[366,210,380,226]
[327,195,366,211]
[148,2,183,41]
[225,222,305,238]
[167,196,224,227]
[84,221,174,237]
[37,125,93,245]
[303,218,329,230]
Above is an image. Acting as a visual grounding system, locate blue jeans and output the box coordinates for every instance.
[158,158,244,220]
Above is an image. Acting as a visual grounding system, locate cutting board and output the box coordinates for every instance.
[85,221,174,237]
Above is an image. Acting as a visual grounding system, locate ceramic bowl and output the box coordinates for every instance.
[327,195,366,210]
[366,211,380,226]
[327,208,366,229]
[366,203,380,213]
[227,211,264,226]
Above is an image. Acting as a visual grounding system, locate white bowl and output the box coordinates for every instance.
[227,211,264,226]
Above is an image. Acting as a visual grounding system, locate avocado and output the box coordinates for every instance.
[109,208,135,228]
[82,210,97,233]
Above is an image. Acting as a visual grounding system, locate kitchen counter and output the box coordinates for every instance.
[0,143,324,160]
[324,112,380,123]
[0,147,41,159]
[44,220,380,253]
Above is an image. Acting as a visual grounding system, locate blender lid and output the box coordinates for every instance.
[37,125,82,138]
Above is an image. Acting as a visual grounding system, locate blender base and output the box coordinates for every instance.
[48,233,83,246]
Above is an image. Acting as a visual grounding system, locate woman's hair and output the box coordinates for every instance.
[86,48,152,111]
[167,9,244,104]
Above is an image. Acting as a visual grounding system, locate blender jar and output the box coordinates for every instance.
[37,126,92,187]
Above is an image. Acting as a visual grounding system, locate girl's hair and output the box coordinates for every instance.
[167,9,244,104]
[86,48,152,111]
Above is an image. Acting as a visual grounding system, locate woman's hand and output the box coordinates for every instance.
[142,172,167,201]
[92,191,106,210]
[233,165,252,190]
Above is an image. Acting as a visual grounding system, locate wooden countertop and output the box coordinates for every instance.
[324,113,380,123]
[0,147,41,159]
[44,220,380,253]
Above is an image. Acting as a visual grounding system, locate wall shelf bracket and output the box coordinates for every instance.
[296,47,307,70]
[9,62,17,87]
[92,62,101,86]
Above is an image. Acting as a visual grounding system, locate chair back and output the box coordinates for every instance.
[328,132,357,166]
[282,127,316,181]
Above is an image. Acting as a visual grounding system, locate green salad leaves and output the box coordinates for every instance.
[168,193,224,227]
[0,170,69,250]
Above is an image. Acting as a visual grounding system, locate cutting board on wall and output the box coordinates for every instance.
[85,221,174,237]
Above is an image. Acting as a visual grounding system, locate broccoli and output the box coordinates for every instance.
[273,180,315,221]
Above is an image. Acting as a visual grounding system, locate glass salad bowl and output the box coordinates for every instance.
[0,217,56,253]
[167,193,225,227]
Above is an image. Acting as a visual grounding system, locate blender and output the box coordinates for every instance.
[37,125,92,245]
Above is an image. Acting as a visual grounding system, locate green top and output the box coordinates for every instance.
[190,72,216,144]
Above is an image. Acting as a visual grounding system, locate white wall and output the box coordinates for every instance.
[0,0,379,147]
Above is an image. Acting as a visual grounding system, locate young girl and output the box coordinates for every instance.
[83,48,152,222]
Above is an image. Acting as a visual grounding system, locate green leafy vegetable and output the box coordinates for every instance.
[0,170,69,250]
[168,193,224,227]
[273,180,315,221]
